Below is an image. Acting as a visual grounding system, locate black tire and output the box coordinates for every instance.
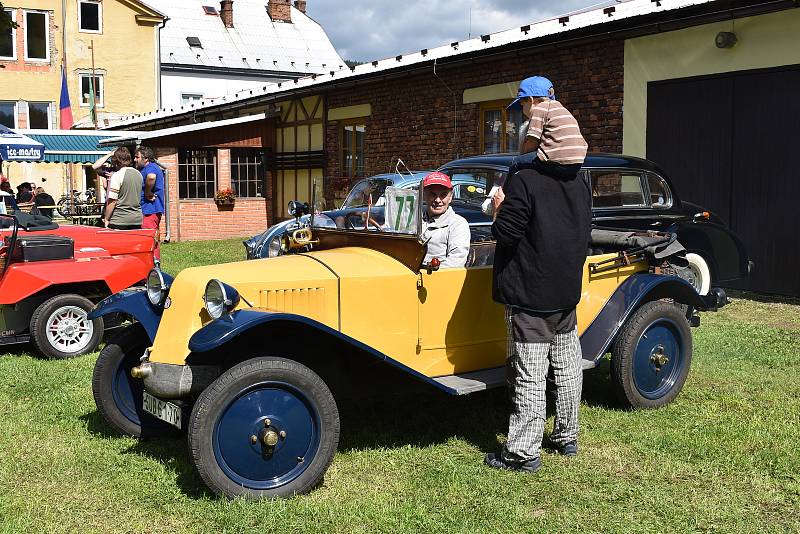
[91,323,178,438]
[188,357,340,499]
[30,294,104,359]
[611,300,692,409]
[56,197,71,218]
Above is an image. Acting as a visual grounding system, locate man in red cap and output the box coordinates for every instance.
[421,171,470,268]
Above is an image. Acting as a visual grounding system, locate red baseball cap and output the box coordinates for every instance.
[422,171,453,189]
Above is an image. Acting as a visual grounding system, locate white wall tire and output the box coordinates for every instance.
[685,253,711,295]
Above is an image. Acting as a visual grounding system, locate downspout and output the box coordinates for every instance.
[156,16,169,109]
[157,17,171,243]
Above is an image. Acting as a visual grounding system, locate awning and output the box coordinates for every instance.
[16,130,140,164]
[0,125,45,161]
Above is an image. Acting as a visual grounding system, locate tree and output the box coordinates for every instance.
[0,2,17,31]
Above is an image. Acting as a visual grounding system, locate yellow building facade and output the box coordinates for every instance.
[0,0,163,198]
[1,0,163,128]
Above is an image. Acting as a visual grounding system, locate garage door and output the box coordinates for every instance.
[646,65,800,297]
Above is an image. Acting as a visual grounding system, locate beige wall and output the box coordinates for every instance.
[0,160,86,200]
[623,9,800,157]
[0,0,161,128]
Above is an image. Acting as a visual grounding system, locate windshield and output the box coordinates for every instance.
[441,167,506,205]
[341,178,395,209]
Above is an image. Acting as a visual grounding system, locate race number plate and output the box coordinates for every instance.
[384,186,418,233]
[142,390,182,429]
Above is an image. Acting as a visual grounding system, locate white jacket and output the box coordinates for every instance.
[421,207,471,268]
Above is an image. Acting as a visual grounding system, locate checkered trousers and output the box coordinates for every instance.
[502,308,583,463]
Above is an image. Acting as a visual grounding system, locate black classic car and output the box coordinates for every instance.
[438,153,751,294]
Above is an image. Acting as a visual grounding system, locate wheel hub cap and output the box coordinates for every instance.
[46,305,94,353]
[649,345,670,370]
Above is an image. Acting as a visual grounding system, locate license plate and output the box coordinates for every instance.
[143,391,182,429]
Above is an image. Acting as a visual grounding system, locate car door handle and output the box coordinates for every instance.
[650,221,662,227]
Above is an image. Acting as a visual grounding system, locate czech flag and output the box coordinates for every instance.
[59,64,74,130]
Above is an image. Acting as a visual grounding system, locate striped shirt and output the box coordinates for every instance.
[527,100,588,165]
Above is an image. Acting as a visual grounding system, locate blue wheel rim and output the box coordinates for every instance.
[632,317,686,400]
[111,354,142,426]
[213,381,320,490]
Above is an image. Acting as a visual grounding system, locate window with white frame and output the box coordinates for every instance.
[24,11,49,61]
[0,9,15,60]
[181,93,204,105]
[0,101,17,128]
[79,1,102,33]
[79,73,104,108]
[27,102,51,129]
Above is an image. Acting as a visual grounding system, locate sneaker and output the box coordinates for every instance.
[484,452,541,472]
[556,441,578,457]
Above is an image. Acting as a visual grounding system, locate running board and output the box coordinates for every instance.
[431,359,599,395]
[431,367,506,395]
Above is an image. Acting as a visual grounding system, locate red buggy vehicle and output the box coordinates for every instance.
[0,209,155,359]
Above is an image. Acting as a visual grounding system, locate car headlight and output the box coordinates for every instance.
[146,269,169,307]
[267,235,282,257]
[203,279,240,319]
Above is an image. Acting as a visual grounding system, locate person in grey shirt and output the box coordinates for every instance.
[420,172,470,268]
[103,147,143,230]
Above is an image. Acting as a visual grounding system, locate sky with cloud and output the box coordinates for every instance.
[306,0,614,62]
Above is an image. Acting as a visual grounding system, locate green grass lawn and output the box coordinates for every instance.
[0,239,798,533]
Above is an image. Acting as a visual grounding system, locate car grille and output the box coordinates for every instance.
[260,287,327,322]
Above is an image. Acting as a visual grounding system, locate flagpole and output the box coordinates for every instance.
[90,39,97,129]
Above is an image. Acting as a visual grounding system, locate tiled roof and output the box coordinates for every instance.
[149,0,344,74]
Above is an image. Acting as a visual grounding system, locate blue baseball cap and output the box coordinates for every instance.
[507,76,556,110]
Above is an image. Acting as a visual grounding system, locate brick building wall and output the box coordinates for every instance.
[155,147,272,242]
[325,39,624,177]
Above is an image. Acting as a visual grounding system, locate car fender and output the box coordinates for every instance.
[88,287,163,343]
[579,273,709,368]
[674,221,750,282]
[188,309,458,394]
[0,254,153,305]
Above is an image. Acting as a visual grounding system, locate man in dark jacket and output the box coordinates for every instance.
[485,76,591,472]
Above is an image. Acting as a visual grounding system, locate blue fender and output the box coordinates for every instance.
[579,273,707,367]
[88,287,163,343]
[188,309,458,395]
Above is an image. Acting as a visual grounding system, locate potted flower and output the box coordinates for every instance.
[214,188,237,207]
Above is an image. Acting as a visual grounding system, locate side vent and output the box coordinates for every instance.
[261,287,326,322]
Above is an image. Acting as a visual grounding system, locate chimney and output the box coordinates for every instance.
[220,0,234,28]
[267,0,292,23]
[294,1,306,14]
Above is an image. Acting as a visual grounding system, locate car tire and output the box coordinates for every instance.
[30,294,104,359]
[611,301,692,409]
[188,357,339,499]
[685,253,711,295]
[92,323,178,438]
[56,197,72,218]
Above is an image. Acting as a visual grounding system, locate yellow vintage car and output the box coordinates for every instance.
[89,201,725,500]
